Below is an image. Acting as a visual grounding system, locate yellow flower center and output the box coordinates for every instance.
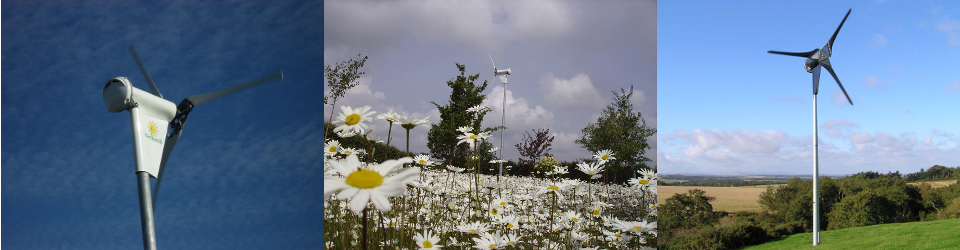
[601,155,609,160]
[344,169,383,189]
[470,134,479,139]
[500,201,506,206]
[345,114,361,125]
[634,226,643,231]
[507,223,514,228]
[490,244,496,248]
[344,150,353,155]
[548,186,559,190]
[491,208,498,215]
[470,229,477,233]
[593,209,600,215]
[419,160,426,164]
[423,241,433,248]
[328,146,337,152]
[615,233,621,237]
[572,217,579,222]
[508,241,515,244]
[638,179,649,185]
[389,222,396,226]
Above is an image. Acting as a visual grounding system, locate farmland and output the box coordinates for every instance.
[656,185,780,212]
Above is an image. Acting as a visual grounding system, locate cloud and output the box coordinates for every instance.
[947,80,960,92]
[659,127,960,175]
[863,75,884,90]
[630,90,648,108]
[821,120,858,139]
[539,73,605,110]
[831,90,852,105]
[324,1,575,56]
[873,34,888,46]
[934,15,960,46]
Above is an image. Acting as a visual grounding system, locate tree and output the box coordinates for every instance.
[426,63,499,169]
[575,85,656,183]
[324,54,368,122]
[515,128,555,176]
[660,189,719,234]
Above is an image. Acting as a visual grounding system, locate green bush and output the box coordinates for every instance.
[827,190,896,229]
[534,156,559,173]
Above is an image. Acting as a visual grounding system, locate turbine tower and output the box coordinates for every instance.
[768,9,853,246]
[489,55,511,178]
[103,46,283,250]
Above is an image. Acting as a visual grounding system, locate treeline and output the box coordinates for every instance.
[662,179,783,187]
[905,165,960,181]
[659,168,960,250]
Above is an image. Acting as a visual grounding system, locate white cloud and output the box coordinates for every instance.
[947,80,960,92]
[864,75,883,90]
[933,15,960,47]
[539,73,605,110]
[873,34,887,46]
[630,90,647,108]
[821,120,858,139]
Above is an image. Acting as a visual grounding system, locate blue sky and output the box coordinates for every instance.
[324,1,657,164]
[2,1,323,249]
[658,1,960,175]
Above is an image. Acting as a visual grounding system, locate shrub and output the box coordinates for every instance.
[827,190,895,229]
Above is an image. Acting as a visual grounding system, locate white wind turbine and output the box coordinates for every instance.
[103,45,283,250]
[489,55,511,177]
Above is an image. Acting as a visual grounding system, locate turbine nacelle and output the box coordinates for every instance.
[103,77,178,120]
[495,68,511,76]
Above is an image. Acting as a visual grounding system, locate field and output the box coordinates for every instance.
[742,218,960,250]
[907,179,958,188]
[656,185,780,212]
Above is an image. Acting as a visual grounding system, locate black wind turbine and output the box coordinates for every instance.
[767,9,852,247]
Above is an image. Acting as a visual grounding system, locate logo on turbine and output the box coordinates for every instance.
[145,121,162,144]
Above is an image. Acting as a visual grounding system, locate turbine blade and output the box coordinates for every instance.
[128,45,163,98]
[489,54,497,71]
[828,9,852,50]
[768,50,817,58]
[823,65,853,105]
[812,65,821,95]
[153,129,182,205]
[186,71,283,105]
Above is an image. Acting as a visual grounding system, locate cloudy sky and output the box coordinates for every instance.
[658,1,960,175]
[3,1,322,249]
[324,1,657,166]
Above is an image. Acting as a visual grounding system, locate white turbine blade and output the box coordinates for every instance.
[153,129,182,205]
[186,71,283,105]
[129,45,163,98]
[489,54,497,71]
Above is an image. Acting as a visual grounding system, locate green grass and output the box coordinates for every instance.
[742,218,960,250]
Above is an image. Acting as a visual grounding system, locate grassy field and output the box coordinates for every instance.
[656,185,780,212]
[907,179,958,188]
[742,218,960,250]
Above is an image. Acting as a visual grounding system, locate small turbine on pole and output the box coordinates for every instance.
[768,9,853,246]
[103,45,283,250]
[489,55,511,177]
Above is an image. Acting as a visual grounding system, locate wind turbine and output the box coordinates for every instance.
[103,45,283,250]
[489,55,511,178]
[768,9,852,246]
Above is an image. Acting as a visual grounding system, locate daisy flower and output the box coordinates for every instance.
[472,232,504,250]
[376,111,400,122]
[397,113,431,130]
[613,220,656,235]
[455,221,489,235]
[638,168,657,179]
[488,146,499,153]
[446,165,466,173]
[340,147,364,156]
[415,230,443,250]
[413,154,435,166]
[323,154,418,213]
[323,140,341,157]
[457,131,490,150]
[457,126,473,133]
[593,149,616,164]
[467,104,488,113]
[576,161,605,176]
[333,106,376,135]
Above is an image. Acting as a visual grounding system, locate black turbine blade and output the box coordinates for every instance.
[828,9,852,50]
[768,49,818,58]
[823,65,853,105]
[153,129,183,205]
[186,71,283,105]
[812,65,821,95]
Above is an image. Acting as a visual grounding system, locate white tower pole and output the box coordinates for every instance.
[129,107,158,250]
[499,81,505,177]
[813,93,820,246]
